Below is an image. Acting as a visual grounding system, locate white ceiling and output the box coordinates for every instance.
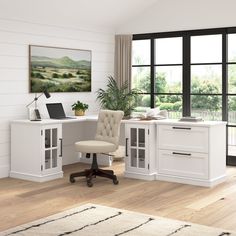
[0,0,159,32]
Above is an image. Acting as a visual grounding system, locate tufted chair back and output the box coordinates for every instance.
[95,110,124,149]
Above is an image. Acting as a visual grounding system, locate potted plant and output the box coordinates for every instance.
[96,76,139,118]
[71,100,89,116]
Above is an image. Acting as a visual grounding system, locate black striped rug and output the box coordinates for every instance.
[1,204,236,236]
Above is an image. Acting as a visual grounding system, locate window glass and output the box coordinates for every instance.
[155,37,182,64]
[133,94,151,116]
[155,95,182,119]
[228,34,236,62]
[228,127,236,156]
[132,67,150,93]
[155,66,182,93]
[191,34,222,63]
[228,64,236,94]
[191,95,222,120]
[228,96,236,124]
[132,40,150,65]
[191,65,222,94]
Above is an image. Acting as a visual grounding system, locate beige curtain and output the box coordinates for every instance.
[114,34,132,90]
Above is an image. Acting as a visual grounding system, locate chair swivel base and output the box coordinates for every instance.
[69,153,119,187]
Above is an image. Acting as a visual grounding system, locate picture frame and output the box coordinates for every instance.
[29,45,92,93]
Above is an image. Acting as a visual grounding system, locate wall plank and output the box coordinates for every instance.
[0,18,114,177]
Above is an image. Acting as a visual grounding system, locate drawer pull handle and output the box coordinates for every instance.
[172,152,191,156]
[125,138,129,157]
[59,138,63,157]
[172,127,191,130]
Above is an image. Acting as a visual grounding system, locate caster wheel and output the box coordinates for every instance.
[87,181,93,187]
[70,177,75,183]
[113,179,119,185]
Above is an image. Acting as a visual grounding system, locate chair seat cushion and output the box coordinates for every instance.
[75,140,117,153]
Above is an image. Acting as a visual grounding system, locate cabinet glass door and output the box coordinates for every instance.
[45,150,51,169]
[131,148,137,167]
[130,128,137,146]
[138,149,145,168]
[138,129,145,147]
[129,127,146,169]
[44,128,58,170]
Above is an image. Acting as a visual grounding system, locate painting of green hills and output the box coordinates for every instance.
[29,45,91,92]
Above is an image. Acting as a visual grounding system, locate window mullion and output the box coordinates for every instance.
[150,38,155,108]
[183,35,191,116]
[222,32,227,121]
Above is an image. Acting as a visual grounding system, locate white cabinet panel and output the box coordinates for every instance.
[158,150,208,179]
[156,121,226,187]
[10,122,63,182]
[158,125,208,153]
[124,122,156,180]
[125,125,149,174]
[41,124,62,176]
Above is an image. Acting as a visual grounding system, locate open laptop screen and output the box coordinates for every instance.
[46,103,66,119]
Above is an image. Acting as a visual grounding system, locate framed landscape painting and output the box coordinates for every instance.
[29,45,91,92]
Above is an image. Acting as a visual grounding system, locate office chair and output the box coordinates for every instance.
[69,110,124,187]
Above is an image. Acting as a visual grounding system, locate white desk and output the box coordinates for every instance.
[10,116,125,182]
[11,117,227,186]
[124,119,226,187]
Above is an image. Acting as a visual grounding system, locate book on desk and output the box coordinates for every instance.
[179,116,204,122]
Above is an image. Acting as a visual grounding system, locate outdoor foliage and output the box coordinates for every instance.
[132,66,235,113]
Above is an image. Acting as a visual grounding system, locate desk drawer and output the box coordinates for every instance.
[158,125,208,153]
[158,149,208,179]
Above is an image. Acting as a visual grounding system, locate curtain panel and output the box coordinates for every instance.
[114,34,132,90]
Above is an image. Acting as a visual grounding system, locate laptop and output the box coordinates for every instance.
[46,103,75,119]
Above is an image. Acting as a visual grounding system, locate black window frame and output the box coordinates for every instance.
[132,26,236,165]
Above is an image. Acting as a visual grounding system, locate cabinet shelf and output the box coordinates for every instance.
[45,147,58,150]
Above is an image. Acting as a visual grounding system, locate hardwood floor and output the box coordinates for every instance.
[1,161,236,231]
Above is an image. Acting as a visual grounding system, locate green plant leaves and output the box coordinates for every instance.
[96,76,139,117]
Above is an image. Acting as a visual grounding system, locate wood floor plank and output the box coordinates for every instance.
[0,162,236,232]
[186,183,236,210]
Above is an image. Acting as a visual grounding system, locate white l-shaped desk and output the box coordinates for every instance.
[11,116,227,187]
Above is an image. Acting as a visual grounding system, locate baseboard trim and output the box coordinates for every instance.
[124,171,156,181]
[0,165,9,178]
[10,171,63,182]
[156,174,227,187]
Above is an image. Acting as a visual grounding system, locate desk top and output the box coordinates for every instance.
[12,116,227,127]
[11,115,97,125]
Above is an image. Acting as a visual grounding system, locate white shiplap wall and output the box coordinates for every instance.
[0,18,115,178]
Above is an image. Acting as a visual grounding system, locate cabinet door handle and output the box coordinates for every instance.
[125,138,128,157]
[172,127,191,130]
[172,152,191,156]
[59,138,63,157]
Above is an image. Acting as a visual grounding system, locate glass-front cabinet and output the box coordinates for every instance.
[42,124,62,175]
[125,122,156,180]
[10,121,63,182]
[130,127,146,169]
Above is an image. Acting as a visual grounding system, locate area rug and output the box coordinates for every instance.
[1,204,236,236]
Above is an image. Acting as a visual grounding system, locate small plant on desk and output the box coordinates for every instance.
[71,101,89,116]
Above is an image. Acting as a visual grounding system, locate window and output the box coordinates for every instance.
[227,34,236,164]
[132,27,236,165]
[154,37,183,118]
[132,40,151,111]
[191,35,222,63]
[131,37,183,118]
[132,40,150,65]
[155,37,182,64]
[190,34,222,121]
